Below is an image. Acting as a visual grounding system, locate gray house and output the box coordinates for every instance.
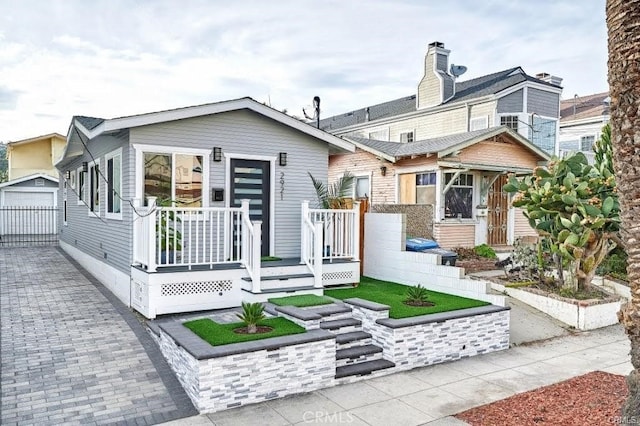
[55,98,359,318]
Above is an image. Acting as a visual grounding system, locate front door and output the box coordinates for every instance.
[487,174,508,245]
[230,159,270,257]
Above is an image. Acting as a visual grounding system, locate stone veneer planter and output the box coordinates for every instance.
[150,300,511,413]
[491,282,623,330]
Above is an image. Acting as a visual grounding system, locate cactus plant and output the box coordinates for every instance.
[503,152,621,291]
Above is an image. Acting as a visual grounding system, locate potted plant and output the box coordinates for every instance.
[154,197,182,264]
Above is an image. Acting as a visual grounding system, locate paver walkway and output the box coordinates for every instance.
[0,247,197,425]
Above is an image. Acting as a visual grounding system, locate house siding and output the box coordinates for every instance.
[129,109,328,258]
[328,149,395,205]
[497,89,524,113]
[514,208,538,239]
[469,102,497,129]
[459,140,540,170]
[418,52,441,108]
[432,223,475,248]
[527,88,559,117]
[59,131,132,274]
[10,178,58,188]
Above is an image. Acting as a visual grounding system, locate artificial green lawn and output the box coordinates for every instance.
[268,294,334,307]
[325,276,489,319]
[184,317,305,346]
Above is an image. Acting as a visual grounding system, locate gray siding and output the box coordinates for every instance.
[9,177,58,188]
[527,88,560,117]
[497,89,523,113]
[129,109,329,258]
[58,131,132,274]
[436,53,447,72]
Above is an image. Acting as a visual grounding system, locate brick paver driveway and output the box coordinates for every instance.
[1,247,197,425]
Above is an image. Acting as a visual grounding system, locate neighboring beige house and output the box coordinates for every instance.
[329,126,547,249]
[558,92,609,163]
[7,133,66,180]
[321,41,563,156]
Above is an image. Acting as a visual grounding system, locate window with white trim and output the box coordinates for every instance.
[416,172,436,204]
[88,161,100,216]
[470,116,489,131]
[368,128,389,141]
[354,175,370,199]
[69,169,76,191]
[144,152,204,207]
[105,149,122,218]
[500,115,519,132]
[580,135,595,152]
[400,131,414,143]
[444,172,474,219]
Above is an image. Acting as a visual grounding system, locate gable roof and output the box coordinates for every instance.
[320,68,560,131]
[560,92,609,123]
[0,173,58,189]
[7,133,66,146]
[59,97,355,167]
[343,126,550,163]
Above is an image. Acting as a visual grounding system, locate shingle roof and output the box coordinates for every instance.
[75,115,105,130]
[320,67,559,131]
[560,92,609,122]
[345,127,506,158]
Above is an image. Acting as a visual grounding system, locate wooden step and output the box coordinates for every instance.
[336,344,382,360]
[335,359,395,379]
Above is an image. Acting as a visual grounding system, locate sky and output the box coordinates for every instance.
[0,0,608,142]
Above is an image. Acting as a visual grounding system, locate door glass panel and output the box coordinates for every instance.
[144,153,172,203]
[175,154,203,207]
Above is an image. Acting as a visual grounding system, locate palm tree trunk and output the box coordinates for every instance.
[607,0,640,417]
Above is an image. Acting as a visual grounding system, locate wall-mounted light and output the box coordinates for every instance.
[380,165,387,176]
[65,170,71,179]
[213,147,222,162]
[82,162,88,173]
[279,152,287,167]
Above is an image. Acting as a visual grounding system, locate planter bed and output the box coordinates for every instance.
[491,282,622,330]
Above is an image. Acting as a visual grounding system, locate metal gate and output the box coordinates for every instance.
[0,206,59,247]
[487,175,509,246]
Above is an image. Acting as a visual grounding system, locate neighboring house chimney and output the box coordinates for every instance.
[417,41,455,109]
[535,72,563,87]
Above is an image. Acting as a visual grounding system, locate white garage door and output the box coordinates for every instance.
[3,191,55,206]
[1,191,57,235]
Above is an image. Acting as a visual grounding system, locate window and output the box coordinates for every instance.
[144,152,203,207]
[444,172,474,219]
[368,128,389,141]
[470,116,489,131]
[354,176,369,199]
[530,116,557,153]
[106,149,122,218]
[35,179,44,187]
[77,166,86,205]
[580,135,595,152]
[89,161,100,215]
[500,115,519,132]
[69,169,76,190]
[416,172,436,204]
[400,131,414,143]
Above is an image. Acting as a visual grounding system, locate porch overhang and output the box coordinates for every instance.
[437,160,533,175]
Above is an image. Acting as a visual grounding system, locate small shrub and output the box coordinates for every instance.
[405,285,430,305]
[453,246,477,260]
[596,247,627,281]
[474,244,497,259]
[236,302,265,334]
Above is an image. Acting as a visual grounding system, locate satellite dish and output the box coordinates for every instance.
[450,64,468,78]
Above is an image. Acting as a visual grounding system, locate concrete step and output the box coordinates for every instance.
[242,273,315,291]
[335,331,372,349]
[335,359,396,379]
[319,318,362,335]
[336,344,383,367]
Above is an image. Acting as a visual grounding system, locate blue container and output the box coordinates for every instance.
[406,238,439,252]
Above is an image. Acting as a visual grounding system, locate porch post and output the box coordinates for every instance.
[313,221,323,288]
[252,220,262,293]
[132,198,140,266]
[147,198,157,273]
[352,201,361,261]
[240,200,250,266]
[300,201,309,264]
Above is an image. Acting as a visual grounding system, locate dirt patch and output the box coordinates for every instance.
[403,300,435,307]
[456,371,627,426]
[458,258,502,274]
[233,326,274,334]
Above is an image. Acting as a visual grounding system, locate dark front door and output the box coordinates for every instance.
[230,159,270,257]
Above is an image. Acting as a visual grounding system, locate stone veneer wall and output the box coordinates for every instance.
[347,300,510,370]
[371,204,434,239]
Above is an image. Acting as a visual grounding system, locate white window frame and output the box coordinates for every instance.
[442,171,475,220]
[133,144,210,209]
[77,166,86,206]
[499,115,519,133]
[88,159,100,217]
[368,127,389,141]
[105,148,123,220]
[353,173,372,199]
[69,169,76,191]
[580,135,595,152]
[399,130,415,143]
[470,116,489,131]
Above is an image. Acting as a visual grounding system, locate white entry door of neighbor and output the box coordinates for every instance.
[1,191,57,235]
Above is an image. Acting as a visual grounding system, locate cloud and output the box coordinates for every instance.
[0,87,20,110]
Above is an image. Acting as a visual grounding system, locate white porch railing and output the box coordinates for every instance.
[301,203,324,288]
[304,201,360,263]
[133,199,260,274]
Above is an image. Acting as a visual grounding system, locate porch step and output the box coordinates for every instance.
[242,285,317,294]
[335,331,372,346]
[336,344,382,360]
[242,273,314,282]
[319,318,361,334]
[335,359,396,379]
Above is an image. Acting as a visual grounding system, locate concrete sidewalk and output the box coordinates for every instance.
[161,323,631,426]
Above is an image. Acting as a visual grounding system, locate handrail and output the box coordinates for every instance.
[240,200,261,292]
[307,201,360,262]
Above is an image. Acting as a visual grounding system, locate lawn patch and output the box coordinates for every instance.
[268,294,334,307]
[325,276,489,319]
[184,317,305,346]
